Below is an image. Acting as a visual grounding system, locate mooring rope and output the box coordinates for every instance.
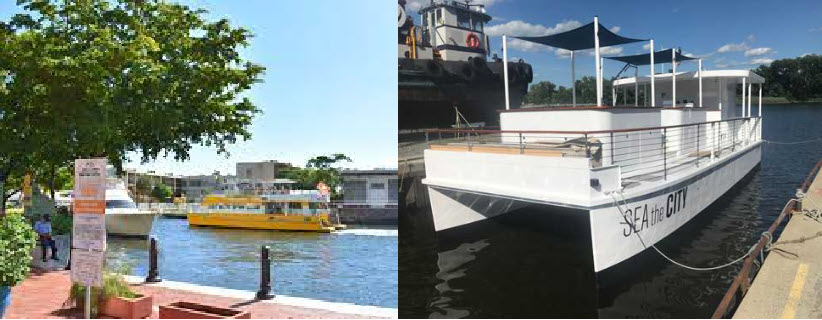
[608,191,785,271]
[763,137,822,145]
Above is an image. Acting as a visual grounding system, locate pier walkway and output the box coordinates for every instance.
[6,270,395,319]
[732,167,822,318]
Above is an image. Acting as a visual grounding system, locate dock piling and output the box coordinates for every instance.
[145,236,162,283]
[256,245,274,300]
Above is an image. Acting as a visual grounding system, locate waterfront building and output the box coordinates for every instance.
[336,169,399,225]
[236,160,294,180]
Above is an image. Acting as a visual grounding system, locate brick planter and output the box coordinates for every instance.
[99,294,153,319]
[159,301,250,319]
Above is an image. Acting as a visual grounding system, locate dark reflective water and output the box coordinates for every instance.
[399,104,822,318]
[107,219,398,308]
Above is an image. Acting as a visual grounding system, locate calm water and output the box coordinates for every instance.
[399,104,822,318]
[106,219,398,308]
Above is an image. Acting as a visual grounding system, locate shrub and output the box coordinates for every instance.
[66,259,139,317]
[0,214,37,286]
[50,212,72,235]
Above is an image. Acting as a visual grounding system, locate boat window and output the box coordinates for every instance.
[106,200,136,209]
[472,19,483,32]
[435,8,442,25]
[371,183,385,189]
[457,10,470,29]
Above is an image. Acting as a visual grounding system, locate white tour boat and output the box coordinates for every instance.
[104,177,156,237]
[422,17,765,273]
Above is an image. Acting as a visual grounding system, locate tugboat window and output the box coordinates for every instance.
[473,19,483,32]
[457,10,471,29]
[435,8,441,25]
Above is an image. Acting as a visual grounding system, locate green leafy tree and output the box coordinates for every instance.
[0,214,37,287]
[0,0,265,213]
[151,183,172,202]
[524,76,613,106]
[752,54,822,101]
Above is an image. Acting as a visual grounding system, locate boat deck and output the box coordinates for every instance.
[733,168,822,318]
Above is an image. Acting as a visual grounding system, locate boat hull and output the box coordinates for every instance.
[187,213,342,233]
[428,143,762,272]
[106,212,156,237]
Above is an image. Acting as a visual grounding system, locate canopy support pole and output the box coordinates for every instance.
[601,57,605,105]
[718,79,723,110]
[747,82,752,117]
[612,83,616,106]
[634,67,638,107]
[649,39,655,107]
[571,51,576,107]
[502,34,510,110]
[742,77,746,117]
[672,48,676,107]
[758,83,762,117]
[594,16,601,107]
[698,59,703,108]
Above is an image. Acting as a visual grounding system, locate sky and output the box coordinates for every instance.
[1,0,397,176]
[407,0,822,87]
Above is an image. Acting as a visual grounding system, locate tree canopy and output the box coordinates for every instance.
[752,54,822,102]
[0,0,264,211]
[524,76,617,106]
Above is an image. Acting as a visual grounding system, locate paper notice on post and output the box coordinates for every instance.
[72,213,106,251]
[70,249,104,287]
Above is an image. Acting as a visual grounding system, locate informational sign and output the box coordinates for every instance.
[70,249,103,286]
[71,158,107,287]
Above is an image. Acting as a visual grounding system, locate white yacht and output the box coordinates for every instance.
[104,178,156,237]
[423,17,764,274]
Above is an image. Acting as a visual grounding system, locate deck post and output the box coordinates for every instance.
[571,51,576,107]
[145,236,162,283]
[662,127,667,180]
[649,39,655,107]
[747,82,752,117]
[594,16,601,107]
[672,48,676,107]
[696,123,700,168]
[502,35,510,110]
[519,133,524,154]
[698,59,703,108]
[601,57,605,105]
[612,84,616,106]
[634,67,638,107]
[734,78,748,118]
[584,133,590,159]
[610,132,614,165]
[256,245,274,300]
[759,83,763,117]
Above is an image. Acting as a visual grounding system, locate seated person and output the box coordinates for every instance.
[34,214,59,262]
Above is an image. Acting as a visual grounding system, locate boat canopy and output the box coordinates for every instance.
[606,48,697,66]
[513,21,646,50]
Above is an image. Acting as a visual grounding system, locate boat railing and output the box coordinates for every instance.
[425,117,762,183]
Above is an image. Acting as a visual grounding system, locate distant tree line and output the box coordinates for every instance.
[524,76,648,106]
[752,54,822,101]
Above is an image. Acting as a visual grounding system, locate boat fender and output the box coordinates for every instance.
[459,63,476,82]
[518,61,533,83]
[465,33,480,49]
[424,60,445,78]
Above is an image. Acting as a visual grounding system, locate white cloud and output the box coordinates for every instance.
[717,42,749,53]
[592,46,624,56]
[555,48,573,58]
[744,47,774,57]
[746,34,756,42]
[749,58,774,65]
[486,19,582,52]
[610,26,621,33]
[801,53,815,57]
[810,27,822,32]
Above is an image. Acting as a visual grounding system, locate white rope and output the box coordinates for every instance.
[763,137,822,145]
[608,191,775,271]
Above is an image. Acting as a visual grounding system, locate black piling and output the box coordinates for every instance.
[145,236,162,283]
[256,245,274,300]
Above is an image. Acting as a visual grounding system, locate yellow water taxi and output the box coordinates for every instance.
[187,191,346,232]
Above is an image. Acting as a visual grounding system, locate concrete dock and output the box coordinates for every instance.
[733,168,822,318]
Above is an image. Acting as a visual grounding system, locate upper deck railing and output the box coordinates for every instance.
[425,117,762,183]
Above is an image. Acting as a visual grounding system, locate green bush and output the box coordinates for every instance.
[50,212,72,235]
[0,213,37,286]
[67,262,139,317]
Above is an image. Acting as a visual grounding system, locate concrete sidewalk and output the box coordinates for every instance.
[5,270,395,319]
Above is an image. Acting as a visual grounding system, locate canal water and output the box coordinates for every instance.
[106,219,398,308]
[399,104,822,318]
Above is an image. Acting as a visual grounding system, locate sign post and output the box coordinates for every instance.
[71,158,107,319]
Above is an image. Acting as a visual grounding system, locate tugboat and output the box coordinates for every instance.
[398,0,533,130]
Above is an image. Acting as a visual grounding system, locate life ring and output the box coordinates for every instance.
[465,33,480,49]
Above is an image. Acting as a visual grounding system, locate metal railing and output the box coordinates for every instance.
[425,117,762,183]
[711,158,822,318]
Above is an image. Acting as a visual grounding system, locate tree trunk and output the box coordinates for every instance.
[49,164,56,201]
